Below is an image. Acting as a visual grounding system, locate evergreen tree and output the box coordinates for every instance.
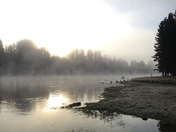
[153,11,176,76]
[0,39,4,54]
[0,39,5,75]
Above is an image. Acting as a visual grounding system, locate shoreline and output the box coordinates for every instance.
[131,76,176,84]
[81,76,176,124]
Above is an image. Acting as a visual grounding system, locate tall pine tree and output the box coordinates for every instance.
[153,11,176,76]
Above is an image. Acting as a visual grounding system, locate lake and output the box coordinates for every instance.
[0,75,161,132]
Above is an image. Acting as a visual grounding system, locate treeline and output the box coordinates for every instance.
[0,39,154,75]
[153,11,176,76]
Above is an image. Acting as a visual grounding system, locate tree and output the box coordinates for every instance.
[15,39,43,74]
[166,13,176,75]
[0,39,4,54]
[0,39,5,75]
[86,49,94,61]
[153,11,176,76]
[4,43,17,74]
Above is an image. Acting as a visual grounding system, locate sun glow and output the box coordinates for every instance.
[46,93,69,109]
[0,0,130,57]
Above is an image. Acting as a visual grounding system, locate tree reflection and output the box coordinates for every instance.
[79,109,127,128]
[0,80,50,99]
[158,120,176,132]
[0,77,51,114]
[13,99,35,113]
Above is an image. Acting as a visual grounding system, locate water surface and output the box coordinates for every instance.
[0,75,161,132]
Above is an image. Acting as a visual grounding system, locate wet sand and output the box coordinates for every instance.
[82,76,176,124]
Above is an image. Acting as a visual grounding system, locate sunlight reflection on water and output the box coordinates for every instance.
[46,93,69,109]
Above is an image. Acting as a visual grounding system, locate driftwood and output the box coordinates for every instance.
[61,102,81,109]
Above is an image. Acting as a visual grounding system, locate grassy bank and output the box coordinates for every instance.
[81,77,176,124]
[131,76,176,84]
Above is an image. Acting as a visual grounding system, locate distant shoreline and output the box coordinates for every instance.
[81,76,176,124]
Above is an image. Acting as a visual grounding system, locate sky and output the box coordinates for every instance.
[0,0,176,62]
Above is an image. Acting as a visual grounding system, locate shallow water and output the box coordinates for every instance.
[0,75,161,132]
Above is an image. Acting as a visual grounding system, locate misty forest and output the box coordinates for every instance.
[0,39,154,75]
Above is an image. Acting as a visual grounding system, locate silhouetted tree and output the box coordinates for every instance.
[0,40,4,54]
[15,39,38,74]
[0,39,5,75]
[4,43,17,74]
[153,11,176,76]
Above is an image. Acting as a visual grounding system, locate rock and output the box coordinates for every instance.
[62,102,81,109]
[142,117,148,121]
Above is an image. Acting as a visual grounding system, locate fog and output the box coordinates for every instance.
[0,0,175,62]
[0,39,156,76]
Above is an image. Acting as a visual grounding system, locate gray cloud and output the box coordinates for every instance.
[103,0,176,29]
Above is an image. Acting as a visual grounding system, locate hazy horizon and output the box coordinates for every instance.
[0,0,175,62]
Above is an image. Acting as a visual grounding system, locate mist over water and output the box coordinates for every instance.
[0,75,162,132]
